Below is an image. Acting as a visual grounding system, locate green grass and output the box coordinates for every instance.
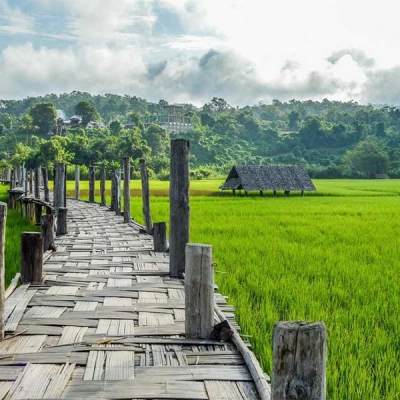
[70,178,400,398]
[0,185,41,287]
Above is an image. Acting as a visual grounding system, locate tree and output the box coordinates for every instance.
[74,101,100,127]
[29,102,57,133]
[109,120,123,135]
[144,124,169,155]
[343,137,389,177]
[288,110,301,130]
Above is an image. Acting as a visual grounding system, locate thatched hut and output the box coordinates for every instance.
[220,165,316,196]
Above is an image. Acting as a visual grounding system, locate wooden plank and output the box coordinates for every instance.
[0,352,87,366]
[58,326,88,345]
[62,380,208,399]
[205,380,245,399]
[104,351,135,380]
[138,292,168,303]
[73,302,98,311]
[103,297,133,307]
[4,285,30,322]
[5,290,37,332]
[45,286,79,295]
[138,312,174,326]
[7,363,75,399]
[0,366,24,380]
[0,335,46,354]
[24,306,66,318]
[0,381,12,399]
[20,318,98,327]
[84,350,105,380]
[96,320,135,335]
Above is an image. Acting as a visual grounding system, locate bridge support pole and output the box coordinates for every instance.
[100,164,106,206]
[41,214,55,251]
[185,244,214,339]
[123,157,131,222]
[21,232,43,284]
[89,166,95,203]
[75,166,80,200]
[153,222,167,252]
[139,159,152,233]
[169,139,190,278]
[56,207,68,236]
[272,321,327,400]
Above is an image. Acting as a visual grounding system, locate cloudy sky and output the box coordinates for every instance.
[1,0,400,106]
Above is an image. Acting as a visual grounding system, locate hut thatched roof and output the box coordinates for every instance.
[219,165,316,192]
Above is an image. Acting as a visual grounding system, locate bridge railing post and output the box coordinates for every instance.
[75,166,80,200]
[153,222,167,252]
[89,166,95,203]
[271,321,327,400]
[21,232,43,284]
[169,139,190,278]
[100,164,106,206]
[139,158,152,233]
[185,243,214,339]
[123,157,131,222]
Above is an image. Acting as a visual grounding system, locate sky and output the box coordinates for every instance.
[1,0,400,106]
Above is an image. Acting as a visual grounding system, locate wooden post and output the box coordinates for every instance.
[89,166,95,203]
[29,169,33,194]
[64,166,67,207]
[113,170,121,215]
[169,139,190,278]
[153,222,168,252]
[75,166,80,200]
[56,207,68,235]
[41,214,55,251]
[0,202,6,339]
[9,169,15,189]
[34,167,42,224]
[185,244,214,339]
[42,167,50,203]
[21,232,43,284]
[272,321,327,400]
[123,157,131,222]
[54,163,66,211]
[284,190,290,196]
[100,164,106,206]
[139,159,152,233]
[301,190,304,197]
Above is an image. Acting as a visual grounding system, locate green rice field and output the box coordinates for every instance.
[71,178,400,399]
[0,185,40,286]
[5,179,400,398]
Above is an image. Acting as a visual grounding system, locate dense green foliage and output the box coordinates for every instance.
[0,185,40,286]
[1,93,400,178]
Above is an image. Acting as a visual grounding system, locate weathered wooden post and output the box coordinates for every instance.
[56,207,68,236]
[169,139,190,278]
[89,166,95,203]
[139,158,152,233]
[100,164,106,206]
[113,169,121,215]
[9,168,15,189]
[41,214,55,251]
[123,157,131,222]
[34,167,42,225]
[29,169,33,195]
[185,244,214,339]
[153,222,168,252]
[54,163,66,211]
[272,321,327,400]
[21,232,43,283]
[42,167,50,203]
[74,166,80,200]
[0,202,6,339]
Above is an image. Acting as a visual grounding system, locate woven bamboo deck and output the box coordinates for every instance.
[1,199,270,399]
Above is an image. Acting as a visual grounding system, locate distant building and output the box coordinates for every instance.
[220,165,316,196]
[142,104,194,133]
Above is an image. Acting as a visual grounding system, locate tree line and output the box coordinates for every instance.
[0,92,399,179]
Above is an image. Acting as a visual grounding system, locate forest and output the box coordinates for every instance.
[0,91,399,179]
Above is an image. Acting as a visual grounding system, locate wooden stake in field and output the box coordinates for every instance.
[100,164,106,206]
[89,166,95,203]
[123,157,131,223]
[0,202,6,340]
[139,159,152,233]
[169,139,190,278]
[272,321,327,400]
[185,244,214,339]
[74,166,80,200]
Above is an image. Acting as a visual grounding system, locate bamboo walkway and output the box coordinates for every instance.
[0,199,270,399]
